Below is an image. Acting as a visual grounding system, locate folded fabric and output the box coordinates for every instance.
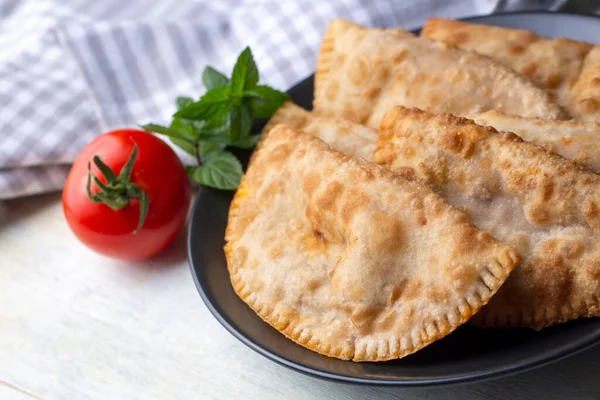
[0,0,568,199]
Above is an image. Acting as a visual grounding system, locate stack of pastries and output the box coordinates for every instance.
[224,19,600,362]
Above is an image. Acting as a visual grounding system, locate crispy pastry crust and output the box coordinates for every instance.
[225,125,519,361]
[421,18,599,121]
[263,101,377,160]
[375,107,600,329]
[314,19,565,129]
[471,110,600,173]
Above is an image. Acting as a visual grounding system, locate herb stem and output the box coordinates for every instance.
[194,140,203,166]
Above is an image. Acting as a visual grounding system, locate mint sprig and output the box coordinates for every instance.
[231,47,259,93]
[175,86,232,120]
[143,46,290,190]
[188,151,244,190]
[202,67,229,91]
[246,85,292,118]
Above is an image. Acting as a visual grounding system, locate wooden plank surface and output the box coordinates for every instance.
[1,194,599,400]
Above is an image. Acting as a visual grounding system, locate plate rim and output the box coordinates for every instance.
[188,10,600,387]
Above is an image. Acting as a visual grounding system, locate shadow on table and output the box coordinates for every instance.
[0,192,60,229]
[303,343,600,400]
[1,189,191,265]
[135,220,189,269]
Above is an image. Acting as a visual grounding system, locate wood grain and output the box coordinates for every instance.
[1,194,599,400]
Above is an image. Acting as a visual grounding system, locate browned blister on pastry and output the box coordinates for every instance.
[313,19,564,129]
[375,106,600,329]
[225,125,519,361]
[263,101,377,160]
[471,110,600,173]
[421,18,600,121]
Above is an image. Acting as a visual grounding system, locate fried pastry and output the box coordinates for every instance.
[421,18,600,121]
[313,19,564,129]
[263,101,377,160]
[471,110,600,173]
[375,107,600,329]
[225,125,519,360]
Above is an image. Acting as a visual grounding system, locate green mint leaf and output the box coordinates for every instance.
[176,96,194,110]
[196,135,233,146]
[190,116,230,144]
[188,151,243,190]
[228,103,252,141]
[141,123,192,141]
[202,118,229,137]
[244,86,290,118]
[168,135,222,158]
[175,86,232,120]
[170,137,197,156]
[198,141,221,157]
[160,48,281,162]
[144,122,199,156]
[170,118,200,139]
[172,115,229,139]
[230,134,260,149]
[171,117,231,148]
[231,47,259,95]
[184,123,234,145]
[202,67,230,90]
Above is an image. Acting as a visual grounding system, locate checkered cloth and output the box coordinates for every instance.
[0,0,569,199]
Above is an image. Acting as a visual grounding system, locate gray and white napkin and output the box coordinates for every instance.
[0,0,569,199]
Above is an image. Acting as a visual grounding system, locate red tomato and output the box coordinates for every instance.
[63,129,191,260]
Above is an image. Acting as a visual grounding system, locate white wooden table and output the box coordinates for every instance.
[1,193,599,400]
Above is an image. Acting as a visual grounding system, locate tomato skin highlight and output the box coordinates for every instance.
[63,129,191,260]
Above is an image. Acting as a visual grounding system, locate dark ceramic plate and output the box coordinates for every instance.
[188,12,600,386]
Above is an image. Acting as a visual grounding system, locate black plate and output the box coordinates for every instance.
[188,11,600,386]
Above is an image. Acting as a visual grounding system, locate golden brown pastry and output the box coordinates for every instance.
[375,106,600,329]
[421,18,600,121]
[226,125,519,360]
[570,47,600,121]
[471,110,600,173]
[313,19,565,129]
[263,101,377,160]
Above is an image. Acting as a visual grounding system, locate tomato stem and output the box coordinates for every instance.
[86,144,149,234]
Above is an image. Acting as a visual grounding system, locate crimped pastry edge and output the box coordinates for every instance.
[224,125,519,361]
